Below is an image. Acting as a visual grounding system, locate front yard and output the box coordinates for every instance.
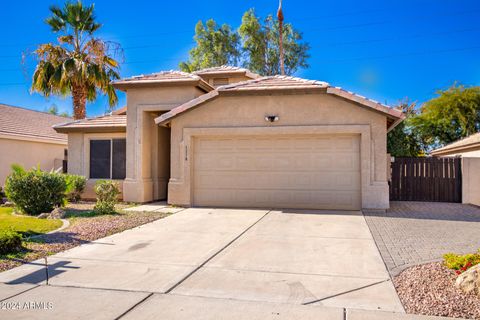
[0,202,172,272]
[0,207,62,236]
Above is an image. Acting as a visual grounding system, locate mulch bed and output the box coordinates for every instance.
[0,202,171,272]
[394,262,480,319]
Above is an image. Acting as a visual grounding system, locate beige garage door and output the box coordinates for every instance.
[193,134,361,210]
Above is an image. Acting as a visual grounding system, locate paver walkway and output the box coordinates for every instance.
[364,201,480,276]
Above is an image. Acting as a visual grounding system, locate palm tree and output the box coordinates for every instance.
[31,1,120,119]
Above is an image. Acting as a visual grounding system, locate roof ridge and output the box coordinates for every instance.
[193,65,244,73]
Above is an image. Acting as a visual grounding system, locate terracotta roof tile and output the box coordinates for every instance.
[431,132,480,155]
[219,76,329,91]
[112,70,214,92]
[0,104,69,142]
[115,70,199,83]
[193,66,260,79]
[53,115,126,133]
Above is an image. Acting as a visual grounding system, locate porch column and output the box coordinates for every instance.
[123,110,155,203]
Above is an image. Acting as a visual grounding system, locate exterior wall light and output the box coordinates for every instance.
[265,115,279,123]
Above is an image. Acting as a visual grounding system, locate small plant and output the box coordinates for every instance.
[443,250,480,275]
[94,180,120,215]
[4,165,67,215]
[0,229,22,255]
[65,174,86,202]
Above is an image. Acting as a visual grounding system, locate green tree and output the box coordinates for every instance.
[46,104,70,117]
[31,1,121,119]
[387,100,425,157]
[179,9,310,76]
[179,20,241,73]
[239,9,309,76]
[411,83,480,148]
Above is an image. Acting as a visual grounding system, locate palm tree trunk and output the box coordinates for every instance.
[72,85,87,119]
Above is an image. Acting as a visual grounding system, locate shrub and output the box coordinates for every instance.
[4,165,67,215]
[443,250,480,274]
[65,174,86,202]
[94,180,120,215]
[0,229,22,255]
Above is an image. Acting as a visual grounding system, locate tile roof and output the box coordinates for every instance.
[155,76,404,127]
[112,71,214,92]
[0,103,69,143]
[431,132,480,155]
[219,76,329,91]
[193,66,260,79]
[53,115,127,133]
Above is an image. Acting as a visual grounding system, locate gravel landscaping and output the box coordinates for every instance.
[0,202,173,272]
[394,262,480,319]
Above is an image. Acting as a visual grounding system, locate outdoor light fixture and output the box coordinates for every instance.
[265,115,279,123]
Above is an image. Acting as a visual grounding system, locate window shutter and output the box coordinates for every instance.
[112,139,126,179]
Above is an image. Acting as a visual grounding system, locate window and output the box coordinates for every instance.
[89,139,126,179]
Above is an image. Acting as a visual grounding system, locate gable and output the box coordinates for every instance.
[169,93,388,131]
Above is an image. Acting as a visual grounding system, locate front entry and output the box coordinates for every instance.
[192,134,361,210]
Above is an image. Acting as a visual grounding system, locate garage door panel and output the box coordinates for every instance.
[193,135,361,210]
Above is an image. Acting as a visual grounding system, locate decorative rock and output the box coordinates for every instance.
[49,207,66,219]
[37,213,49,219]
[455,263,480,296]
[3,201,14,207]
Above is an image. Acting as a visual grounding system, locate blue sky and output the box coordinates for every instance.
[0,0,479,116]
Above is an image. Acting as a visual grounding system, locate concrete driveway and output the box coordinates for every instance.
[0,208,405,319]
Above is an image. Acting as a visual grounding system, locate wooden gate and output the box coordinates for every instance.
[390,157,462,202]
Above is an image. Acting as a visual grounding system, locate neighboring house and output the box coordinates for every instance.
[54,66,405,210]
[431,132,480,157]
[431,132,480,207]
[0,103,69,186]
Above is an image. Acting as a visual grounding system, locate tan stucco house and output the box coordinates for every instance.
[54,66,405,210]
[431,132,480,207]
[0,104,69,186]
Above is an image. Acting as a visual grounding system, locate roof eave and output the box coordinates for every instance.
[112,78,214,92]
[54,126,127,134]
[431,142,480,156]
[326,87,405,130]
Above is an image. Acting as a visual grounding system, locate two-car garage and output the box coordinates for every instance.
[155,76,404,210]
[193,134,361,210]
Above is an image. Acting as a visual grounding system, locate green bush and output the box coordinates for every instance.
[94,180,120,215]
[0,229,22,254]
[443,250,480,274]
[4,165,67,215]
[65,174,86,202]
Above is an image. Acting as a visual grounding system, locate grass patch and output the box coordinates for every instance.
[0,207,62,237]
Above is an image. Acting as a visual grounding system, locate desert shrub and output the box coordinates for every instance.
[94,180,120,215]
[65,174,86,202]
[0,229,22,254]
[4,165,67,215]
[443,250,480,274]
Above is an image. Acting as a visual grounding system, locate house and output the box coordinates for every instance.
[431,132,480,157]
[54,66,405,210]
[431,132,480,207]
[0,103,69,186]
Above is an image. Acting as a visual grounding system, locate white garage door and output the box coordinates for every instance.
[193,134,361,210]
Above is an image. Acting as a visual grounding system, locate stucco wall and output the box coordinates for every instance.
[66,132,126,200]
[122,85,204,202]
[462,157,480,206]
[168,93,390,209]
[0,137,66,186]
